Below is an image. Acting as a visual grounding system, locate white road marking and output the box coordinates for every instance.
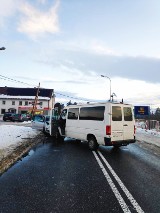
[92,151,131,213]
[98,151,144,213]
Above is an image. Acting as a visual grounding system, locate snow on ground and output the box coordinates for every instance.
[0,125,38,149]
[135,127,160,148]
[0,124,39,160]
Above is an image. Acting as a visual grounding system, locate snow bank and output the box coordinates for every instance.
[136,128,160,147]
[0,125,38,149]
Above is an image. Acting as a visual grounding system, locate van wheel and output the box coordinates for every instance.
[88,137,99,151]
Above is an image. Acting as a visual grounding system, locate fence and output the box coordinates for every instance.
[136,119,160,132]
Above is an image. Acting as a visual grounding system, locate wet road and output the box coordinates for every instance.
[0,137,160,213]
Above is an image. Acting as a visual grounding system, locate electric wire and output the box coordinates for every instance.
[0,74,92,102]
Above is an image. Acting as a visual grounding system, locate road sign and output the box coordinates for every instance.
[134,106,150,116]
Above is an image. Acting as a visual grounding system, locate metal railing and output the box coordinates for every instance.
[136,119,160,131]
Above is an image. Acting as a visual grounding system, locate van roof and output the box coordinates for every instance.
[64,102,132,108]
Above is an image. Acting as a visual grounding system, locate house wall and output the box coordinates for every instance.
[0,97,55,115]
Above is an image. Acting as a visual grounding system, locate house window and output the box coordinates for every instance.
[2,100,5,105]
[1,109,5,114]
[39,102,43,106]
[25,101,28,106]
[12,101,15,105]
[19,101,22,106]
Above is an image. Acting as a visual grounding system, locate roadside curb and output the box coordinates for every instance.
[0,133,44,175]
[135,131,160,148]
[136,139,160,149]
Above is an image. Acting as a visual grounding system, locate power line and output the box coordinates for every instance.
[55,91,92,102]
[0,74,92,102]
[0,75,36,87]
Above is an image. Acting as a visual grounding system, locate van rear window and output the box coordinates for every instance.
[79,106,105,121]
[112,106,122,121]
[124,107,133,121]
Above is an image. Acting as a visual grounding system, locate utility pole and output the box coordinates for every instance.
[32,83,40,117]
[101,75,111,101]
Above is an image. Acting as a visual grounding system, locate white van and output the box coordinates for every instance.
[49,102,136,150]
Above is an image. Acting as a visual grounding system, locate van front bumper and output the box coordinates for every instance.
[104,137,136,146]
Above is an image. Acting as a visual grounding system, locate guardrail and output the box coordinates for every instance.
[136,119,160,131]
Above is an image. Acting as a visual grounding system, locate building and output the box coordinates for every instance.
[0,87,55,115]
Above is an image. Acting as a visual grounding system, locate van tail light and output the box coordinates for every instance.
[106,125,111,135]
[134,125,136,134]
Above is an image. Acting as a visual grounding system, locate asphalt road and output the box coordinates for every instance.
[0,136,160,213]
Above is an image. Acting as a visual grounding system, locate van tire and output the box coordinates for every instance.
[88,137,99,151]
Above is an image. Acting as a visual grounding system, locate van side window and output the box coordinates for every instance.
[112,106,122,121]
[79,106,105,121]
[124,107,133,121]
[68,108,79,120]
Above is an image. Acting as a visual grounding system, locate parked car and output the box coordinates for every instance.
[31,115,45,131]
[3,112,15,121]
[43,115,50,135]
[31,115,51,135]
[12,114,30,122]
[26,114,32,120]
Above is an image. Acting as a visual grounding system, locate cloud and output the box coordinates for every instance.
[34,41,160,84]
[17,0,60,39]
[37,0,47,4]
[90,41,119,56]
[0,0,20,27]
[42,79,88,85]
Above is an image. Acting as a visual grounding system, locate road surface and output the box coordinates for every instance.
[0,136,160,213]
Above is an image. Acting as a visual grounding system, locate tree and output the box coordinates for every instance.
[66,100,77,106]
[154,107,160,121]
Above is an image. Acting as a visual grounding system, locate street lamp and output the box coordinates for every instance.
[0,47,6,50]
[101,75,111,101]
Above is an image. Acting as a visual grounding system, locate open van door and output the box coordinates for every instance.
[49,108,64,138]
[111,105,124,141]
[49,108,55,136]
[123,106,135,140]
[111,104,135,144]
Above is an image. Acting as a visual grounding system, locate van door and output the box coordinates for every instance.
[123,106,134,140]
[65,107,79,139]
[111,105,123,141]
[59,109,67,136]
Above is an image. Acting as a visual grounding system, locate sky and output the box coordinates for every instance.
[1,0,160,109]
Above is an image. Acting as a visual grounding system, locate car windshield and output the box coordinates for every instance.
[33,115,44,122]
